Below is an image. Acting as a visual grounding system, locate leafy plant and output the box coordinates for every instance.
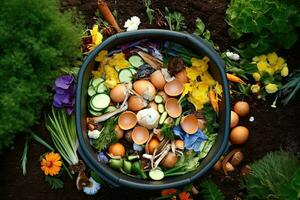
[0,0,84,150]
[21,135,30,176]
[226,0,300,57]
[242,151,300,200]
[144,0,155,24]
[93,118,118,151]
[45,176,64,189]
[202,104,219,134]
[46,108,79,166]
[200,179,225,200]
[194,18,217,49]
[160,123,174,140]
[164,7,186,31]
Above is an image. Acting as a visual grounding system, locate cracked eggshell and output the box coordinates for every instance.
[165,98,182,118]
[150,70,166,90]
[118,111,137,130]
[136,108,160,129]
[131,126,150,145]
[133,80,156,101]
[110,84,127,103]
[175,70,188,84]
[180,114,198,134]
[164,79,183,97]
[128,95,148,111]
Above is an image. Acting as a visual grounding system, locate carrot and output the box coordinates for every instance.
[209,89,219,113]
[97,0,121,33]
[226,73,246,84]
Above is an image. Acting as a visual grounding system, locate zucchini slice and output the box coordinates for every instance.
[89,109,103,116]
[97,82,108,93]
[91,94,111,110]
[119,69,133,83]
[92,77,104,88]
[105,106,117,113]
[149,168,164,180]
[129,55,144,68]
[129,68,137,75]
[88,85,96,96]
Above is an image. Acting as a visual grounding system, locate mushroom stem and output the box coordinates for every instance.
[154,144,171,168]
[222,148,241,175]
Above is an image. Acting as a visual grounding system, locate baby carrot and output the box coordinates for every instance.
[226,73,246,84]
[98,0,121,33]
[209,89,219,113]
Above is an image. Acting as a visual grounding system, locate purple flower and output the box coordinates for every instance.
[97,152,108,164]
[53,75,75,115]
[173,125,207,152]
[133,143,143,152]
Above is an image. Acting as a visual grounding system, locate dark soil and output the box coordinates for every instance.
[1,0,300,200]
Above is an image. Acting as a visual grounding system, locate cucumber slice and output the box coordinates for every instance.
[159,111,168,124]
[92,78,104,88]
[119,69,133,83]
[129,68,137,75]
[89,100,103,111]
[97,82,107,93]
[157,104,165,113]
[88,86,96,96]
[149,168,164,180]
[105,106,117,113]
[89,109,103,116]
[129,55,144,68]
[154,95,163,104]
[91,94,111,110]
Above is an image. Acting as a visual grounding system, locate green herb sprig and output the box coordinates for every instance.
[93,118,118,151]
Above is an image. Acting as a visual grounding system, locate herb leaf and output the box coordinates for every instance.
[93,118,118,151]
[200,179,225,200]
[45,176,64,189]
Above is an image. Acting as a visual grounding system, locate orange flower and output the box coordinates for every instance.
[40,152,62,176]
[161,188,177,196]
[179,192,192,200]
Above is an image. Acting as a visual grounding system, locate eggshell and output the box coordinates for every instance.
[230,111,239,128]
[114,125,124,139]
[148,101,158,111]
[161,152,178,169]
[150,70,166,90]
[165,98,182,118]
[164,79,183,96]
[133,80,156,101]
[110,84,127,103]
[131,126,150,145]
[147,138,160,154]
[198,119,206,130]
[118,111,137,130]
[157,91,169,103]
[180,114,198,134]
[234,101,250,117]
[230,126,249,144]
[108,143,125,157]
[128,95,148,111]
[175,139,184,150]
[175,70,188,84]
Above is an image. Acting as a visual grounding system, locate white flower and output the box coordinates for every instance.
[226,51,240,61]
[83,177,101,195]
[124,16,141,31]
[88,129,100,139]
[249,116,255,122]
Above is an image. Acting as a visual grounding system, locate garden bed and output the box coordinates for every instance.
[0,0,299,199]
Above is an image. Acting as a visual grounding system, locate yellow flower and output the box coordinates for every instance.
[257,61,268,73]
[109,53,130,69]
[251,84,260,93]
[95,50,108,62]
[104,65,119,88]
[281,65,289,77]
[186,67,199,81]
[40,152,62,176]
[258,55,267,62]
[214,82,223,101]
[265,83,278,94]
[267,52,278,65]
[188,83,209,110]
[252,72,261,81]
[90,24,103,46]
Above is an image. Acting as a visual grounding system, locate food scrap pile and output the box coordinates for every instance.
[86,40,222,180]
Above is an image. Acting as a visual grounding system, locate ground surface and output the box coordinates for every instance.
[1,0,300,199]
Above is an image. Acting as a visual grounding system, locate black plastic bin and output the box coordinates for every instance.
[75,29,230,190]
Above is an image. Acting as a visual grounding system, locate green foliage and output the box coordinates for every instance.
[202,104,219,134]
[160,123,174,140]
[194,18,217,49]
[164,7,186,31]
[242,151,300,200]
[0,0,84,150]
[144,0,155,24]
[226,0,300,57]
[93,118,118,151]
[21,135,30,176]
[45,176,64,189]
[277,70,300,105]
[200,179,225,200]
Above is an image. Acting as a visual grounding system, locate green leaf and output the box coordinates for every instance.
[194,18,205,35]
[200,179,225,200]
[93,118,117,151]
[21,135,30,176]
[45,176,64,189]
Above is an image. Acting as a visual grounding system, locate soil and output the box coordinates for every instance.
[1,0,299,200]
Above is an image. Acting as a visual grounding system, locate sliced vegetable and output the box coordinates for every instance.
[159,111,168,124]
[119,69,133,83]
[97,82,108,93]
[92,77,104,88]
[105,106,117,113]
[149,168,164,180]
[157,104,165,113]
[89,109,103,116]
[88,86,96,96]
[129,68,137,75]
[154,95,163,104]
[129,55,144,68]
[91,94,111,110]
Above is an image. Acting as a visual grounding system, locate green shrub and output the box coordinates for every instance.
[226,0,300,57]
[0,0,84,150]
[242,151,300,200]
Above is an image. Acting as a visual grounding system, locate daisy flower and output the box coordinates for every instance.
[40,152,62,176]
[124,16,141,31]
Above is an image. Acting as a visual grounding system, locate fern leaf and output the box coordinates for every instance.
[200,179,225,200]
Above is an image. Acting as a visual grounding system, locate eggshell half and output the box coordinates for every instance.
[128,95,148,111]
[150,70,166,90]
[164,79,183,96]
[110,84,127,103]
[131,126,150,145]
[180,114,198,134]
[118,111,137,130]
[133,80,156,101]
[165,98,182,118]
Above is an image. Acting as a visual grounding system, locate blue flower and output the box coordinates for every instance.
[133,143,143,152]
[173,125,207,152]
[97,152,108,164]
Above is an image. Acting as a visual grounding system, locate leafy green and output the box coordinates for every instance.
[226,0,300,57]
[0,0,84,150]
[277,70,300,105]
[46,108,79,165]
[93,118,118,151]
[21,135,30,176]
[242,151,300,200]
[45,176,64,189]
[164,7,186,31]
[144,0,155,24]
[202,104,219,134]
[160,123,175,140]
[194,18,205,35]
[200,179,225,200]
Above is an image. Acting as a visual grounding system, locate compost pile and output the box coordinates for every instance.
[86,40,223,180]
